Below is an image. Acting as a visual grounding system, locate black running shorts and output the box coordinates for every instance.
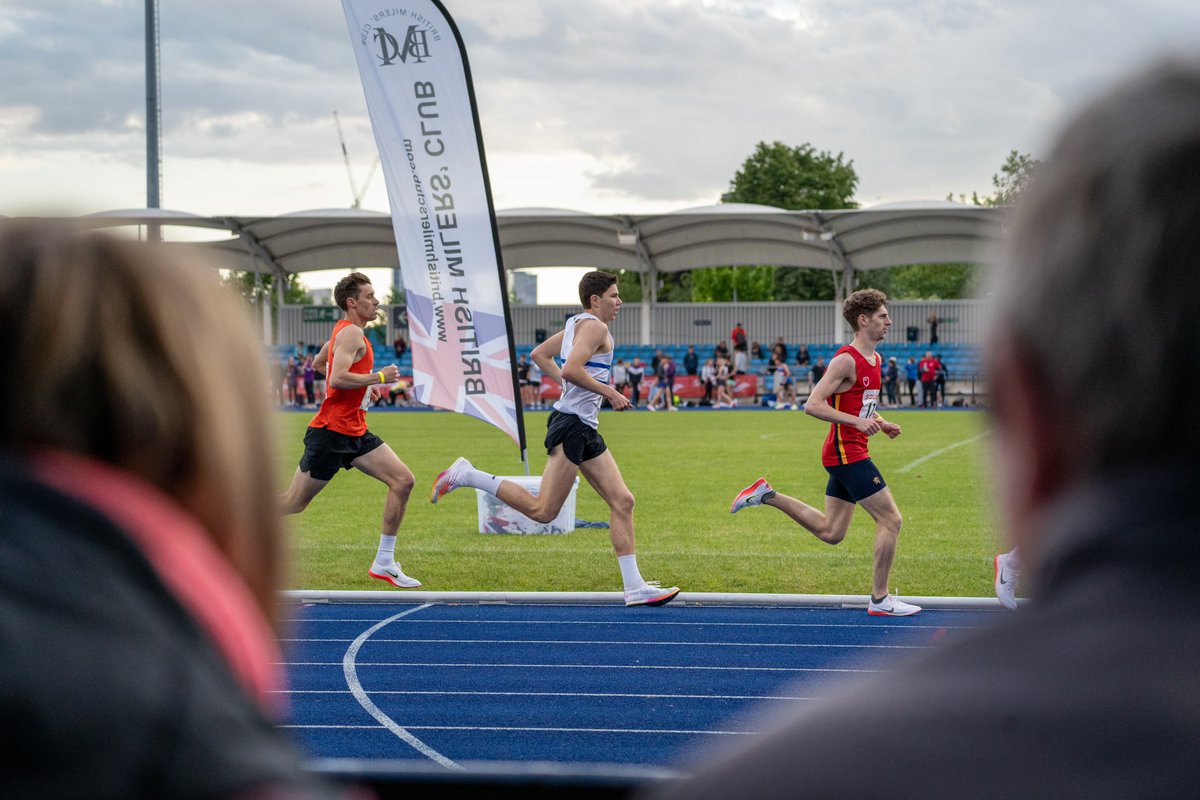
[544,410,607,465]
[824,458,887,503]
[299,426,386,481]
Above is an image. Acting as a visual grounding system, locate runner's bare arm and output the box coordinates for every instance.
[328,327,398,389]
[803,353,881,435]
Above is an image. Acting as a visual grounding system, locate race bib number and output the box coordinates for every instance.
[360,385,373,411]
[859,389,880,419]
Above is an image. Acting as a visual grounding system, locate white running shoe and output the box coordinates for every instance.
[867,595,922,616]
[994,552,1019,610]
[369,562,421,588]
[624,582,680,607]
[730,477,774,513]
[430,456,472,504]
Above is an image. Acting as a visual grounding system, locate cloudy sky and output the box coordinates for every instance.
[3,0,1199,294]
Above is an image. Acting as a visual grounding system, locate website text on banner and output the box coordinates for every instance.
[341,0,523,447]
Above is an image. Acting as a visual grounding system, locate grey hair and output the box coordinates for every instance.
[989,58,1200,478]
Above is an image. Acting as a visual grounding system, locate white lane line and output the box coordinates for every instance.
[897,431,990,473]
[273,690,816,701]
[287,619,981,631]
[291,661,881,674]
[342,604,462,770]
[281,724,761,736]
[290,637,925,650]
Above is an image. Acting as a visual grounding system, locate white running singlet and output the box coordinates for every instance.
[552,312,613,429]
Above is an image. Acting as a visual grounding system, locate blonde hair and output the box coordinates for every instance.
[0,221,286,623]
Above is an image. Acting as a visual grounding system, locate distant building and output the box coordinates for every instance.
[307,288,332,305]
[510,271,537,305]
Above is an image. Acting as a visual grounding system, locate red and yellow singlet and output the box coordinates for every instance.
[821,345,882,467]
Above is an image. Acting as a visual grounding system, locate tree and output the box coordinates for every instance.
[725,141,859,210]
[691,265,773,302]
[221,271,313,305]
[947,149,1042,207]
[868,263,982,300]
[871,150,1043,300]
[715,140,860,301]
[614,269,694,303]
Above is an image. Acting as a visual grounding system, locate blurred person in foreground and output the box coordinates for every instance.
[0,222,341,798]
[649,58,1200,799]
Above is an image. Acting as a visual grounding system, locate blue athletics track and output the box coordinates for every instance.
[276,592,1003,772]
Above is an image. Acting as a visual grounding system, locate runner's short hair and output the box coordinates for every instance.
[843,288,888,331]
[578,271,617,309]
[333,271,372,311]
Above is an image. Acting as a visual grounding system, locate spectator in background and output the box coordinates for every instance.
[272,357,287,405]
[393,332,407,359]
[700,357,717,405]
[904,356,919,406]
[771,355,797,410]
[713,339,730,362]
[302,355,316,408]
[771,336,788,364]
[655,56,1200,799]
[627,357,645,408]
[733,347,749,375]
[928,311,939,345]
[648,355,677,412]
[811,356,827,385]
[884,356,900,407]
[664,355,678,410]
[731,321,748,354]
[612,357,630,402]
[650,348,663,377]
[714,356,735,408]
[683,345,699,376]
[0,221,341,799]
[919,350,939,407]
[751,340,766,360]
[528,357,544,410]
[935,354,948,408]
[796,344,812,393]
[517,355,534,409]
[285,355,299,406]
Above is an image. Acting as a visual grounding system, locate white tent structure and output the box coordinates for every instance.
[29,201,1004,343]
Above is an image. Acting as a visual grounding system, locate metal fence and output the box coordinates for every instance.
[274,298,988,349]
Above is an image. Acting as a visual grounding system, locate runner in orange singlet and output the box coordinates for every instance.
[729,289,920,616]
[279,272,420,589]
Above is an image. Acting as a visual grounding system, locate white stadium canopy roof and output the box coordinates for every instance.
[21,201,1004,283]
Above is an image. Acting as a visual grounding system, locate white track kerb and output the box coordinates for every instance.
[284,590,1004,609]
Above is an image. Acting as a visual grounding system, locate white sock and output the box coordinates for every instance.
[375,534,396,566]
[617,554,645,591]
[463,467,503,495]
[1005,548,1021,572]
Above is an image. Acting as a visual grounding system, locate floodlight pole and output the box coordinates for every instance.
[145,0,162,241]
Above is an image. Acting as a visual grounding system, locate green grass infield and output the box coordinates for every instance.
[278,407,999,598]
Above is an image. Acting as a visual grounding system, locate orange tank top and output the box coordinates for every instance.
[309,319,374,437]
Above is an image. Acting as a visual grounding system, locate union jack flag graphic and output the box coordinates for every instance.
[406,290,520,445]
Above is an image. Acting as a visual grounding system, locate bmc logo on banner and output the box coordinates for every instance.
[374,25,432,65]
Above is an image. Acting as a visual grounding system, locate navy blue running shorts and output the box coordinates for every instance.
[545,410,607,465]
[299,426,386,481]
[824,458,887,503]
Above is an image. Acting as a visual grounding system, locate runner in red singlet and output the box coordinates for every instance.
[279,272,421,589]
[729,288,920,616]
